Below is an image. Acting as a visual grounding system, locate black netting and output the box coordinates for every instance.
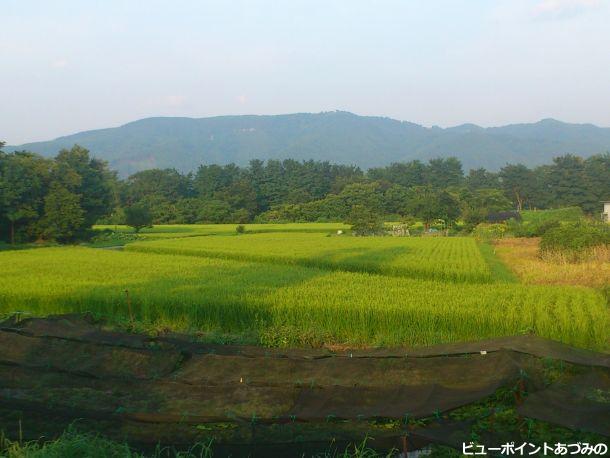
[1,313,608,451]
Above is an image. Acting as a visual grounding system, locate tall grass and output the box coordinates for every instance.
[0,247,607,350]
[0,428,392,458]
[495,238,610,289]
[126,234,495,283]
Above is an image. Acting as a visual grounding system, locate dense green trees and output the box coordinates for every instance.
[0,151,51,243]
[41,184,85,242]
[459,188,512,227]
[1,138,607,240]
[0,145,115,243]
[496,154,610,213]
[346,205,384,236]
[404,186,460,230]
[116,159,363,224]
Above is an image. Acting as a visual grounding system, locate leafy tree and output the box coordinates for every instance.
[69,149,112,209]
[545,155,594,211]
[336,182,384,213]
[52,145,115,234]
[194,163,241,198]
[465,168,500,190]
[459,188,512,226]
[41,185,85,242]
[425,157,464,188]
[197,199,232,223]
[528,164,553,209]
[216,178,258,219]
[133,194,178,223]
[0,152,51,243]
[329,166,365,194]
[346,205,384,236]
[368,161,426,188]
[499,164,535,211]
[174,198,204,224]
[383,184,410,215]
[122,168,191,206]
[125,204,153,233]
[406,186,460,230]
[583,153,610,215]
[231,208,251,224]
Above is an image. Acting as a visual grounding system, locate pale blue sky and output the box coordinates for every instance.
[2,0,609,144]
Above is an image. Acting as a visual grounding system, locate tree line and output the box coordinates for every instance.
[1,140,608,242]
[0,143,115,243]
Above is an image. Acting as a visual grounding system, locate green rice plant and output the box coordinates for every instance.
[126,233,496,283]
[0,247,607,351]
[93,223,350,240]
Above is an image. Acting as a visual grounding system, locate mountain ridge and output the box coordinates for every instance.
[7,111,610,176]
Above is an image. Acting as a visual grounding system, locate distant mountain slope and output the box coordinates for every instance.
[7,112,610,176]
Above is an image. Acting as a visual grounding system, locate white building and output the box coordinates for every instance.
[603,201,610,222]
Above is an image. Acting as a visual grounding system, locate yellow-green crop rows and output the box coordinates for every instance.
[126,233,493,282]
[0,239,607,350]
[95,223,350,239]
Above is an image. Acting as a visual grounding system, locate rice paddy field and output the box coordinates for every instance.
[95,223,350,239]
[1,223,608,351]
[126,232,496,282]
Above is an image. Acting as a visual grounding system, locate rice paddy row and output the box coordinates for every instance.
[126,233,496,283]
[95,223,350,239]
[1,246,607,350]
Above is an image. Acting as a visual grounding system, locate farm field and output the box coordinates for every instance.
[95,222,350,239]
[126,232,497,282]
[0,227,608,350]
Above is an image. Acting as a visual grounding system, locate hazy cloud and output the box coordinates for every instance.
[236,95,247,104]
[164,95,186,107]
[533,0,601,19]
[51,58,68,69]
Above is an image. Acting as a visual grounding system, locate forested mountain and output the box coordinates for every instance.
[8,112,610,177]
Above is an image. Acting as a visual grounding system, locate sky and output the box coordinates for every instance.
[2,0,610,144]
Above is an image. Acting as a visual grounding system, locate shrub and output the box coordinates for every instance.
[507,218,561,238]
[508,207,585,238]
[90,230,139,246]
[472,223,507,242]
[235,225,246,234]
[540,221,610,261]
[535,219,561,235]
